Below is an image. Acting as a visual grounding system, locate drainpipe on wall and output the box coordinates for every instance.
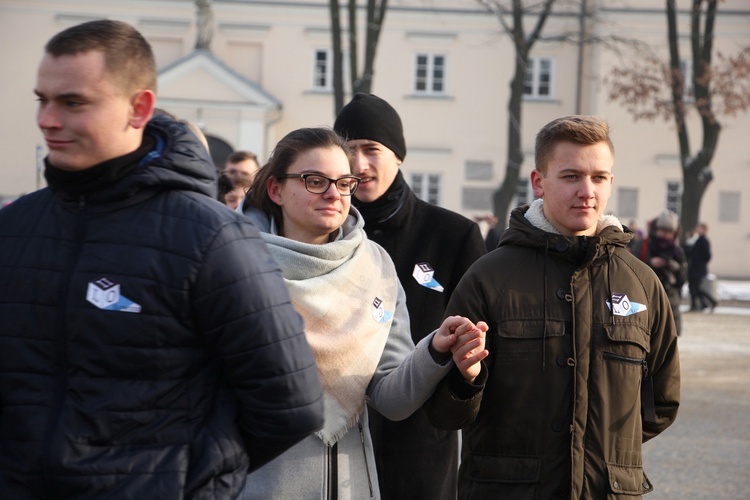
[575,0,587,114]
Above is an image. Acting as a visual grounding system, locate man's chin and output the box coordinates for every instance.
[354,188,380,203]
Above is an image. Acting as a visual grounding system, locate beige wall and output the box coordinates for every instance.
[1,0,748,277]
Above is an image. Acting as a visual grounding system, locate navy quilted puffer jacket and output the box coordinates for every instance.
[0,114,324,499]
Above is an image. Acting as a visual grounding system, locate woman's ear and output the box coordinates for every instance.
[267,177,283,206]
[129,90,156,129]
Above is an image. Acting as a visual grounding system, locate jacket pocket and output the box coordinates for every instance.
[497,319,566,340]
[603,323,650,353]
[606,462,653,497]
[465,453,540,483]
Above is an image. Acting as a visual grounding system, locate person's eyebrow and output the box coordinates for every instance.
[558,167,611,176]
[34,89,86,100]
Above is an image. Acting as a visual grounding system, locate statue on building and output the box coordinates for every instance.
[195,0,214,50]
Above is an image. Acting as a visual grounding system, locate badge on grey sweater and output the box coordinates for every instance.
[412,262,444,292]
[372,297,394,323]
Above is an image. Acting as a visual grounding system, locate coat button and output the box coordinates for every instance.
[551,420,564,432]
[556,288,567,299]
[613,481,620,489]
[556,355,568,367]
[556,240,569,252]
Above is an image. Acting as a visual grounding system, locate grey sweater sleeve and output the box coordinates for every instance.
[365,281,454,421]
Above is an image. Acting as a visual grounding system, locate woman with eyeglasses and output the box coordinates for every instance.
[239,127,488,499]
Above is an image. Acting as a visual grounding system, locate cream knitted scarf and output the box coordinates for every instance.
[246,207,398,445]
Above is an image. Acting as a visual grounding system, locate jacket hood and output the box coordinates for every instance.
[138,113,217,197]
[501,200,632,265]
[71,113,217,206]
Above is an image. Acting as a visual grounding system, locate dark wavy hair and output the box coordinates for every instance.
[243,127,354,233]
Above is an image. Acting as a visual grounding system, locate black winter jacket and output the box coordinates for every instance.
[0,115,324,499]
[354,171,485,343]
[354,171,485,500]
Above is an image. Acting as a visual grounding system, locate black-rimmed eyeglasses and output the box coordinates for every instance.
[277,173,361,196]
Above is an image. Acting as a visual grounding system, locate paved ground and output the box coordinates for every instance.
[642,308,750,499]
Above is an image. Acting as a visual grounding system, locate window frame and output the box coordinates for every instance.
[413,53,447,96]
[666,180,682,215]
[411,172,442,205]
[312,48,333,91]
[524,57,554,100]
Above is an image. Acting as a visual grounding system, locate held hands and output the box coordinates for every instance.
[432,316,489,383]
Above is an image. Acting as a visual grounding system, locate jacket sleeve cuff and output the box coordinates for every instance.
[449,360,488,400]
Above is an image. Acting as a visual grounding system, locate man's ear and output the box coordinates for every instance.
[129,90,156,129]
[530,169,544,198]
[267,177,283,206]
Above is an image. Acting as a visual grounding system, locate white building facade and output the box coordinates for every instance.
[1,0,748,277]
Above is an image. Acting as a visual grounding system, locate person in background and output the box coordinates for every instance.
[218,169,254,210]
[0,20,324,498]
[475,214,502,252]
[334,93,486,500]
[633,210,688,335]
[425,115,680,498]
[686,222,718,312]
[626,218,644,254]
[239,127,488,499]
[225,150,260,180]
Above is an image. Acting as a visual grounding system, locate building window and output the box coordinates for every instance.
[618,187,639,219]
[313,49,332,90]
[718,191,741,222]
[462,187,494,211]
[513,178,533,207]
[465,160,493,181]
[666,181,681,215]
[524,57,553,99]
[414,53,446,95]
[411,173,441,205]
[680,58,694,101]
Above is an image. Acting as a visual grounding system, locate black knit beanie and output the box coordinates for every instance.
[333,93,407,160]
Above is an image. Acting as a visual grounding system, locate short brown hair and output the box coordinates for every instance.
[45,19,156,94]
[226,151,258,165]
[243,128,354,232]
[217,170,254,202]
[535,115,614,175]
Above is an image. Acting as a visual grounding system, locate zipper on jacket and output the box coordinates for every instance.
[603,353,658,423]
[40,195,88,492]
[359,422,374,498]
[327,442,338,500]
[602,351,643,365]
[641,360,657,423]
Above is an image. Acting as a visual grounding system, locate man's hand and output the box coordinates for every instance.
[451,321,488,383]
[431,316,489,382]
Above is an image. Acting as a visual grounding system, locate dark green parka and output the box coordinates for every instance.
[426,204,680,499]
